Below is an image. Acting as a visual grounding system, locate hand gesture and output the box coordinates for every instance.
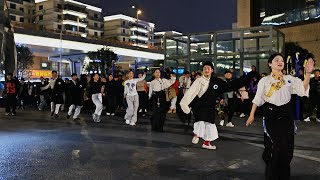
[305,58,315,73]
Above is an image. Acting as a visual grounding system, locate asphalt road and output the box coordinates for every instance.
[0,108,319,180]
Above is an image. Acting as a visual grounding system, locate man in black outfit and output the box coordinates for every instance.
[3,73,18,116]
[41,71,65,119]
[67,73,84,120]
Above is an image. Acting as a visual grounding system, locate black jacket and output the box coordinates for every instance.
[68,79,84,106]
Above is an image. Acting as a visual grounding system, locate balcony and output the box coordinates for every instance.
[87,25,103,31]
[62,20,87,28]
[63,9,87,19]
[87,16,103,22]
[8,8,24,16]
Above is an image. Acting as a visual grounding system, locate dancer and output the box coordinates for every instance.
[89,73,105,123]
[246,53,313,179]
[41,71,65,119]
[136,72,148,117]
[67,73,84,120]
[105,74,117,116]
[149,69,176,132]
[124,70,146,126]
[3,73,18,116]
[180,61,253,150]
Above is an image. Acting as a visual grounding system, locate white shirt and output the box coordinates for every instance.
[179,76,192,92]
[124,74,146,96]
[41,78,57,90]
[148,77,176,98]
[180,76,210,114]
[253,75,309,107]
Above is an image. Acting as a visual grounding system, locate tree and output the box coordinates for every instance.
[87,47,118,75]
[16,45,34,76]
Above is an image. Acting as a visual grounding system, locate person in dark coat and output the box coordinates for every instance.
[3,73,19,116]
[67,73,84,120]
[41,71,65,119]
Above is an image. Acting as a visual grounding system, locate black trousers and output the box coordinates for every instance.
[150,91,168,132]
[138,91,147,114]
[227,98,237,123]
[106,95,117,114]
[5,94,17,113]
[263,103,294,180]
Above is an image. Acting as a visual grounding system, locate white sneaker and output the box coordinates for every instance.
[316,118,320,123]
[106,113,110,116]
[5,113,10,116]
[145,109,147,113]
[303,117,311,122]
[130,122,136,126]
[125,120,130,124]
[111,113,115,116]
[239,113,246,118]
[202,144,217,150]
[226,122,235,128]
[92,114,96,122]
[219,120,224,126]
[139,109,142,113]
[96,116,101,123]
[192,136,199,144]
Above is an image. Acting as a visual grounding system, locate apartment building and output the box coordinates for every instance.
[154,31,182,49]
[103,14,155,48]
[6,0,35,25]
[34,0,103,37]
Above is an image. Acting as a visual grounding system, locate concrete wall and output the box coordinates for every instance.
[279,22,320,68]
[237,0,251,28]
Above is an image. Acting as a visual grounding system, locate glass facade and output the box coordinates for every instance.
[164,26,284,76]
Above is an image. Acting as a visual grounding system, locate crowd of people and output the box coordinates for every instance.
[1,53,319,180]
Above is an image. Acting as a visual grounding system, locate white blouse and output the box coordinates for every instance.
[124,74,146,96]
[253,75,309,107]
[180,76,210,114]
[148,77,176,98]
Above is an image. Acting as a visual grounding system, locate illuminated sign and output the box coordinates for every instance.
[26,70,52,78]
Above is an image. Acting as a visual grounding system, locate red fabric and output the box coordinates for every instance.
[171,80,179,95]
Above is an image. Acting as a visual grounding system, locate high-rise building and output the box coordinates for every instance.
[154,31,182,49]
[237,0,320,66]
[6,0,35,26]
[34,0,103,37]
[103,14,155,49]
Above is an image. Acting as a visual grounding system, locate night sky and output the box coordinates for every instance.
[79,0,237,33]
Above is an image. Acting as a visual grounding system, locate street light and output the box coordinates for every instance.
[136,10,142,46]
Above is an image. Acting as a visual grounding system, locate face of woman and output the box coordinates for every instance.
[154,70,161,78]
[108,75,113,81]
[87,76,91,81]
[203,65,213,77]
[269,55,285,71]
[138,74,143,78]
[93,74,99,81]
[128,72,134,79]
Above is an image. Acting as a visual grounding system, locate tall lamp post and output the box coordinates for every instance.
[136,10,142,47]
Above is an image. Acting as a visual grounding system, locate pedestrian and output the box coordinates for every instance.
[180,61,253,150]
[136,72,148,117]
[246,53,314,179]
[166,73,179,113]
[105,74,117,116]
[41,71,65,119]
[149,69,176,132]
[219,70,238,127]
[17,78,27,110]
[67,73,84,121]
[124,70,146,126]
[38,76,49,111]
[89,73,105,123]
[304,69,320,122]
[3,73,18,116]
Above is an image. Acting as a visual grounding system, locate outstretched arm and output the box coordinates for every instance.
[303,58,314,90]
[180,79,201,114]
